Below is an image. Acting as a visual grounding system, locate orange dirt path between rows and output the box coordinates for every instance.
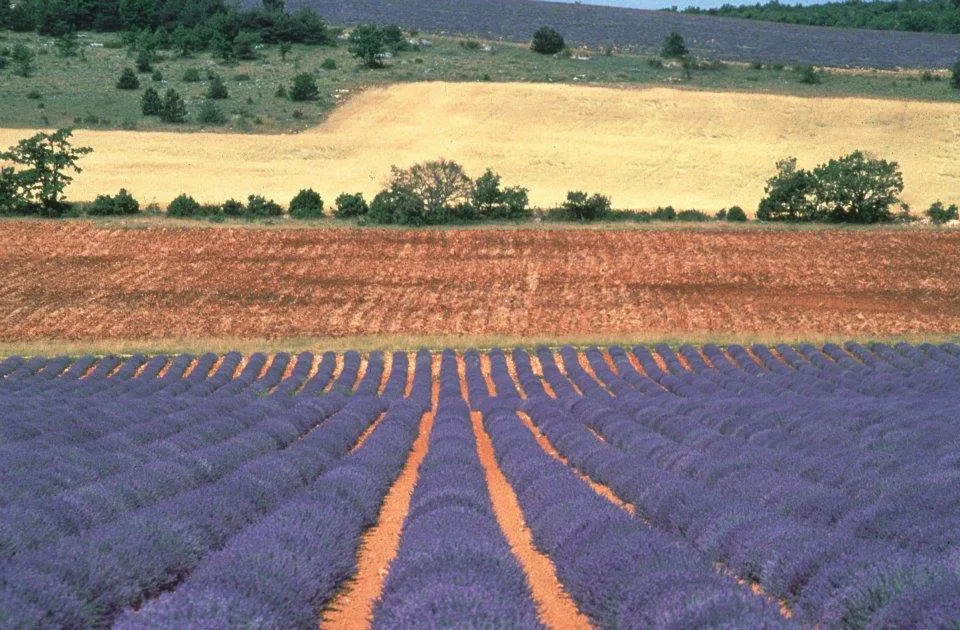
[3,223,960,342]
[470,411,592,630]
[322,411,435,629]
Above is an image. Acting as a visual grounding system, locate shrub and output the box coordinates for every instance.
[320,58,337,70]
[471,169,530,220]
[389,159,473,217]
[245,194,283,217]
[151,69,163,82]
[12,44,35,77]
[381,24,410,52]
[290,73,318,101]
[726,205,748,222]
[141,87,162,116]
[116,68,140,90]
[661,32,688,59]
[334,192,368,218]
[183,68,201,82]
[348,23,386,68]
[135,49,153,72]
[167,193,201,216]
[561,191,611,221]
[289,188,324,218]
[0,166,27,215]
[647,58,664,68]
[460,39,482,51]
[798,64,821,84]
[676,209,711,222]
[531,27,565,55]
[160,88,188,123]
[926,201,959,224]
[275,84,288,98]
[196,101,226,125]
[86,188,140,216]
[279,42,293,61]
[952,60,960,90]
[220,198,245,216]
[368,185,427,225]
[26,89,42,100]
[207,74,228,100]
[715,208,727,221]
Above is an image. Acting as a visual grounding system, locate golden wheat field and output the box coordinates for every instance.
[2,82,959,213]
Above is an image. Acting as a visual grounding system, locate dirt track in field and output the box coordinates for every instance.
[2,83,960,213]
[2,222,959,343]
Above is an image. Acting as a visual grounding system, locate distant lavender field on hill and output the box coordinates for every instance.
[289,0,960,68]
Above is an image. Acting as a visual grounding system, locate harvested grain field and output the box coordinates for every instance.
[2,222,959,347]
[2,83,959,213]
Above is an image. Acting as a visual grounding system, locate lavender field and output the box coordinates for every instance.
[291,0,960,68]
[1,343,959,628]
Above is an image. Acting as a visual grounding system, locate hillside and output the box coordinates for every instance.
[290,0,960,68]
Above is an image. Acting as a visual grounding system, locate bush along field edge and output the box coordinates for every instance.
[1,129,959,226]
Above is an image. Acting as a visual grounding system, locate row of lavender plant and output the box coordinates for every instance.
[372,350,542,628]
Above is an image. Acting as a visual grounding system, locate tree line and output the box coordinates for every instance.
[680,0,960,35]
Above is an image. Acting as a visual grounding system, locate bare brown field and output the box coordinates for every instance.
[2,83,959,214]
[2,222,959,349]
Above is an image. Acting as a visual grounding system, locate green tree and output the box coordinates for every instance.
[290,73,318,101]
[471,169,530,219]
[233,31,259,60]
[160,88,188,123]
[141,87,163,115]
[207,74,229,99]
[531,26,565,55]
[279,41,292,61]
[87,188,140,215]
[0,129,93,216]
[245,194,283,217]
[726,206,748,222]
[661,32,688,59]
[756,157,818,221]
[389,160,473,216]
[381,24,409,52]
[168,193,201,216]
[116,67,141,90]
[348,23,386,68]
[811,151,904,223]
[136,49,154,72]
[12,44,36,78]
[368,186,426,225]
[952,59,960,90]
[263,0,285,12]
[55,30,80,58]
[561,191,611,220]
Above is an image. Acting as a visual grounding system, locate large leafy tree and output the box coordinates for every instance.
[0,129,93,216]
[811,151,904,223]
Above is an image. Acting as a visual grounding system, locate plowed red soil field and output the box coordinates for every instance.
[2,222,959,344]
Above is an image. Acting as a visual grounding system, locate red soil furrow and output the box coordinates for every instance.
[471,411,592,630]
[207,355,226,381]
[528,355,557,399]
[675,351,693,373]
[232,355,249,380]
[625,349,648,379]
[402,352,416,398]
[650,350,670,376]
[354,357,368,393]
[377,352,393,397]
[601,350,619,377]
[697,349,715,370]
[455,354,471,402]
[478,352,497,397]
[576,351,613,395]
[768,348,792,371]
[155,357,175,379]
[503,354,527,400]
[324,354,345,394]
[349,412,388,455]
[132,358,151,379]
[551,351,583,396]
[321,411,435,629]
[297,354,321,395]
[516,411,631,514]
[255,355,274,381]
[743,347,767,372]
[78,358,101,380]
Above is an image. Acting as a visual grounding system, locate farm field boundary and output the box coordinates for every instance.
[2,82,960,213]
